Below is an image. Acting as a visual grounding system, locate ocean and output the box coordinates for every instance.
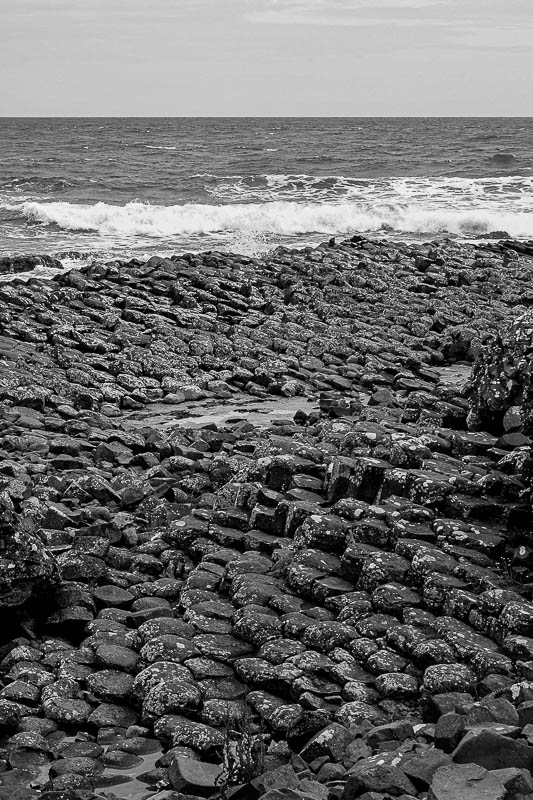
[0,117,532,265]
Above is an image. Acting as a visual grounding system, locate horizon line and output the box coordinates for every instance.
[1,114,532,119]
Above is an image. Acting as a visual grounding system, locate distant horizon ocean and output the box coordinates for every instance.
[1,117,532,271]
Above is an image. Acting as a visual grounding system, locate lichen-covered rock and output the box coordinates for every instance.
[141,680,202,723]
[423,664,476,695]
[132,662,194,703]
[0,494,59,609]
[375,672,419,699]
[153,714,224,752]
[468,309,533,434]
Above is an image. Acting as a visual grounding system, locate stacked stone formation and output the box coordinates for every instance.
[0,236,533,799]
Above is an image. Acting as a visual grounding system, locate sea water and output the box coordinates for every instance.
[0,117,532,264]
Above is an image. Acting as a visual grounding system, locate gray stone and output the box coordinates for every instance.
[429,763,505,800]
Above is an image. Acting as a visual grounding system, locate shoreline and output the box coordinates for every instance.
[1,233,533,798]
[0,229,529,282]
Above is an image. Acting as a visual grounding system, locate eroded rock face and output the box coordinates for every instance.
[468,309,533,436]
[467,307,533,573]
[0,493,59,610]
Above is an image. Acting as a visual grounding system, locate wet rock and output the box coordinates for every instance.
[0,255,63,274]
[49,756,104,778]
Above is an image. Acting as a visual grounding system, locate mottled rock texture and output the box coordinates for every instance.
[469,308,533,435]
[0,236,533,800]
[0,493,59,610]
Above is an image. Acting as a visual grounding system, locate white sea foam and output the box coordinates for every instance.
[13,198,533,239]
[145,145,178,151]
[205,173,533,205]
[4,174,533,250]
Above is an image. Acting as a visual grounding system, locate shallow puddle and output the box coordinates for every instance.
[437,362,472,392]
[123,394,320,430]
[0,734,166,800]
[97,750,164,800]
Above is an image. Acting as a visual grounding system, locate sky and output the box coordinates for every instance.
[1,0,531,116]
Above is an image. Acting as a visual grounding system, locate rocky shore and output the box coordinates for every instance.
[2,235,533,800]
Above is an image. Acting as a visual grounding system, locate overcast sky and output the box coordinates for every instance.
[1,0,531,116]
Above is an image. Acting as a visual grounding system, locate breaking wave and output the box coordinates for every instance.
[14,198,533,239]
[204,173,533,203]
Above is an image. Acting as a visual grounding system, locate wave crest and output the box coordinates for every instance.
[203,173,533,205]
[15,199,533,239]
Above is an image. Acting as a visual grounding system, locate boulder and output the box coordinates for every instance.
[342,762,417,798]
[429,763,505,800]
[468,309,533,435]
[168,755,223,792]
[0,255,63,274]
[453,729,533,771]
[0,494,59,610]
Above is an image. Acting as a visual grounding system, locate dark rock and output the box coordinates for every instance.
[141,680,202,723]
[0,497,59,609]
[366,720,415,748]
[401,747,453,788]
[491,766,533,796]
[342,762,417,798]
[299,723,352,762]
[423,664,476,695]
[453,729,533,771]
[168,755,223,791]
[434,712,466,753]
[0,255,63,274]
[86,670,134,702]
[87,702,138,728]
[429,763,505,800]
[469,310,533,435]
[153,715,224,752]
[2,236,533,794]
